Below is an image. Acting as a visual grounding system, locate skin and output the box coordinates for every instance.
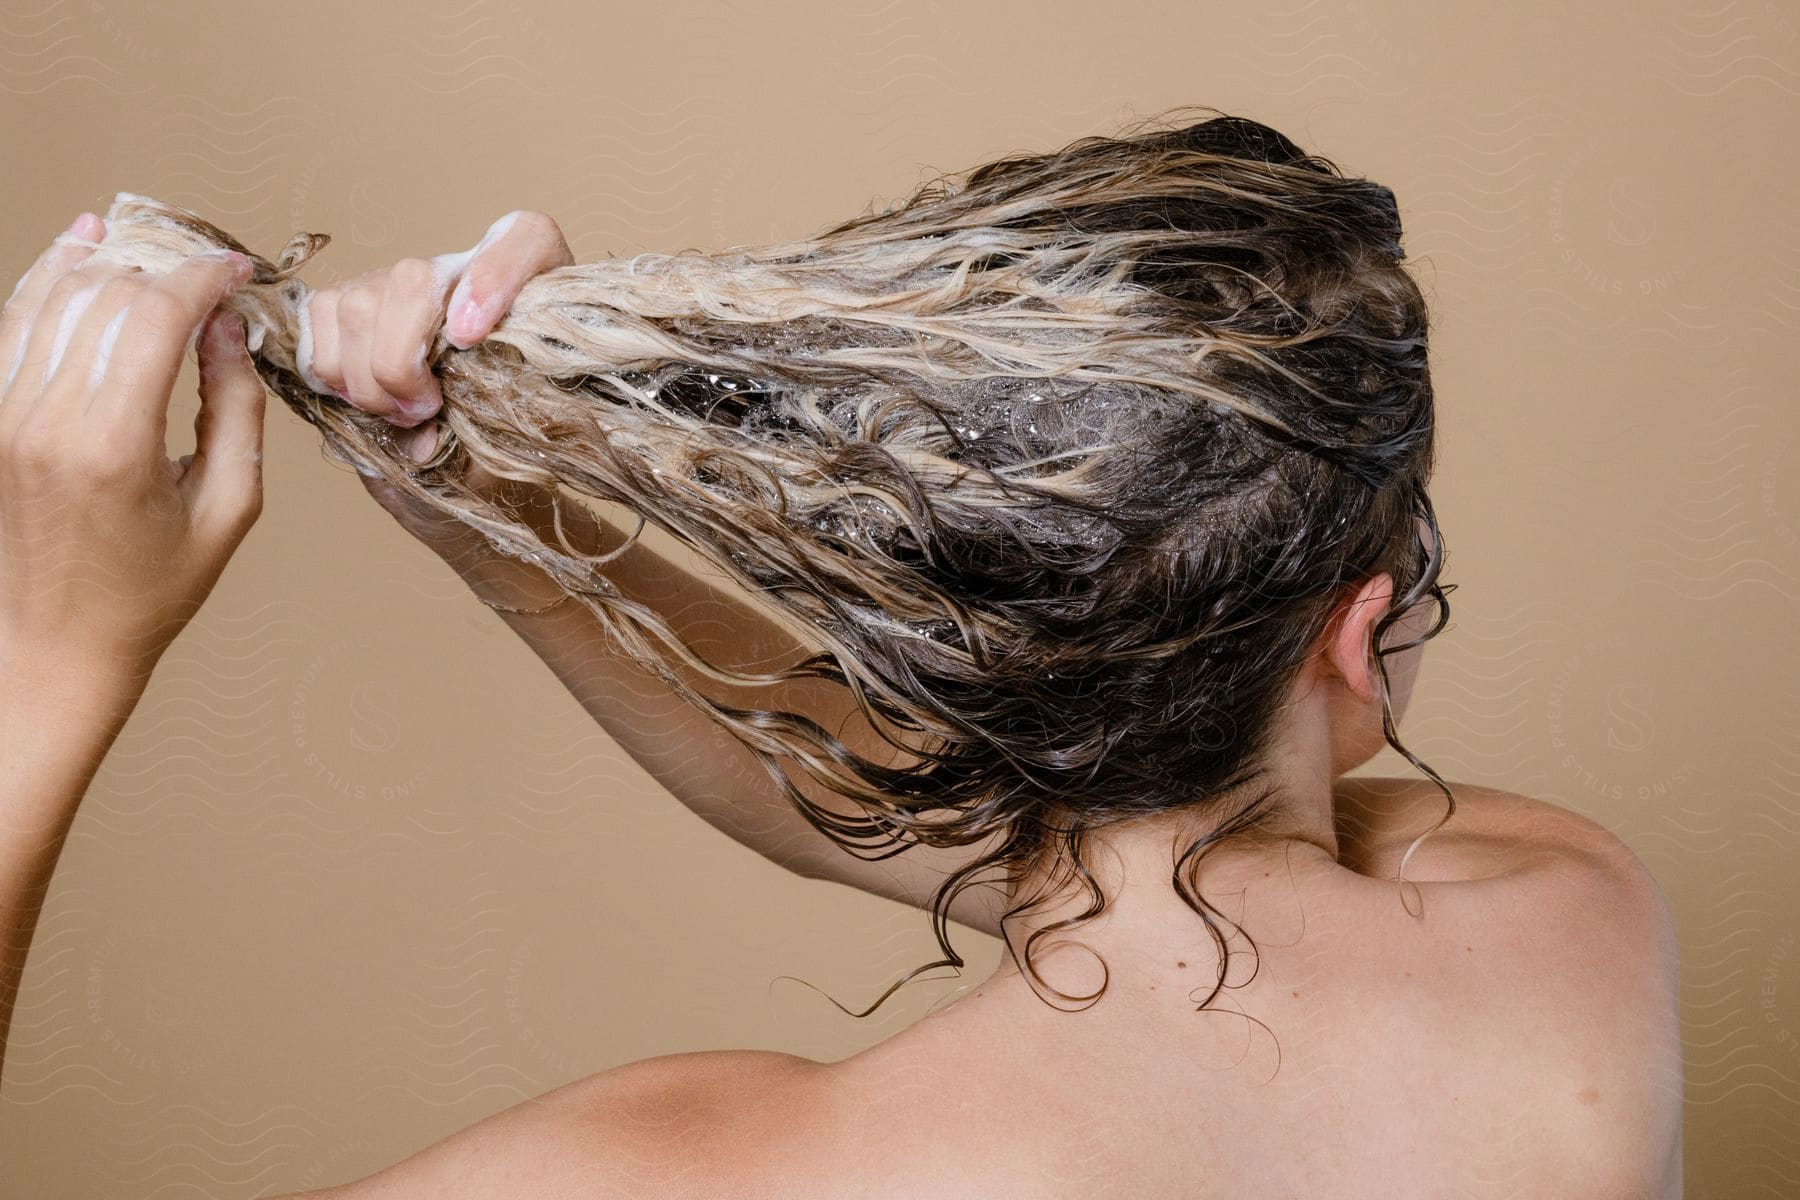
[0,212,1683,1198]
[0,215,262,1089]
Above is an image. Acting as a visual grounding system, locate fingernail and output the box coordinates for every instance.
[446,274,473,317]
[447,295,483,346]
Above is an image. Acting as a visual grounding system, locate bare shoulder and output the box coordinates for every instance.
[1336,776,1678,1005]
[282,1049,831,1200]
[1340,776,1684,1197]
[1338,774,1668,887]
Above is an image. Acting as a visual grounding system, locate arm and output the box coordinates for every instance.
[1526,835,1685,1198]
[286,1048,823,1199]
[453,498,1006,938]
[0,216,267,1081]
[1574,826,1685,1199]
[379,473,1007,939]
[304,213,1008,938]
[0,648,141,1083]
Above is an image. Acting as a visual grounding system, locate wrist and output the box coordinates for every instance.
[0,636,151,729]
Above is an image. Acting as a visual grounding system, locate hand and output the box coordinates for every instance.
[298,210,583,608]
[297,208,573,489]
[0,213,265,690]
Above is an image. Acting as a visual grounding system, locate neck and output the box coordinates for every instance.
[986,683,1358,1007]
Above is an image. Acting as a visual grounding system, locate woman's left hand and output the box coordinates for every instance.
[0,213,268,693]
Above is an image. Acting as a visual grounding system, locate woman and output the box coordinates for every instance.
[0,113,1682,1196]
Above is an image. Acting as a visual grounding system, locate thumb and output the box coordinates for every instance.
[181,309,266,539]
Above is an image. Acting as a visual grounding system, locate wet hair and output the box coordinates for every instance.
[97,104,1453,1023]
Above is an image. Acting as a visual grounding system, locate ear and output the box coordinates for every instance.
[1319,572,1396,704]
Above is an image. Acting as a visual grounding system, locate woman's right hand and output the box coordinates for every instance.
[298,209,575,539]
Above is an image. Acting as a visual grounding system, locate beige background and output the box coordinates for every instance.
[0,0,1795,1193]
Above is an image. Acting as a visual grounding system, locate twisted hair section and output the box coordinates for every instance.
[95,105,1451,1017]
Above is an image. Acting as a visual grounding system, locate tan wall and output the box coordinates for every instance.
[1,0,1794,1192]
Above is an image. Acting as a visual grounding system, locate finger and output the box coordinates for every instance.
[42,270,129,389]
[0,213,107,403]
[0,261,137,443]
[3,271,106,400]
[38,269,144,426]
[91,249,252,441]
[334,284,420,426]
[369,257,447,422]
[295,286,345,399]
[0,212,105,318]
[441,210,573,349]
[181,309,266,538]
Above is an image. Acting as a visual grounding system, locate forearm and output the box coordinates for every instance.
[0,647,143,1085]
[431,498,1010,937]
[448,498,878,828]
[466,486,811,650]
